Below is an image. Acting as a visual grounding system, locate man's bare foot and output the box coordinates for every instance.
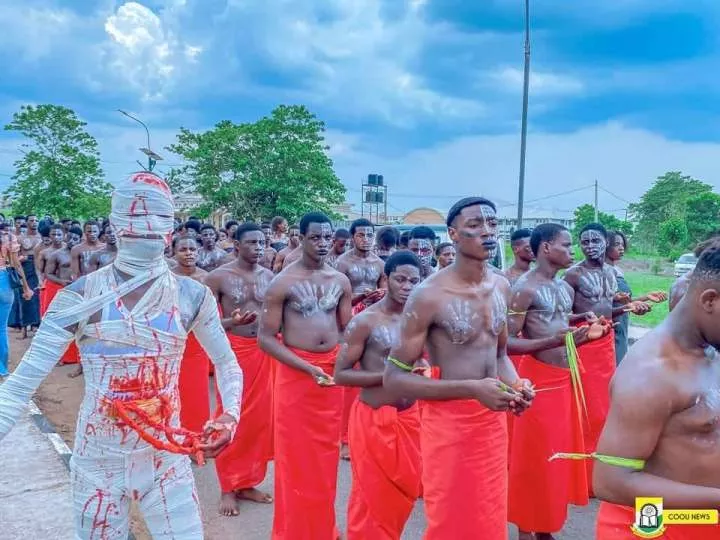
[219,492,239,516]
[68,366,83,378]
[536,534,556,540]
[236,488,273,504]
[20,328,28,340]
[518,532,535,540]
[340,443,350,461]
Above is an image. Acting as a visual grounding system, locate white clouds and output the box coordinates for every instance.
[102,2,203,101]
[0,3,80,61]
[488,67,585,96]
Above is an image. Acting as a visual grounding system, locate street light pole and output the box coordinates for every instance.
[118,109,161,172]
[516,0,531,230]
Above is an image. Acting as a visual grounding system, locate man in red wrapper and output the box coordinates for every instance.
[205,222,274,517]
[593,241,720,540]
[384,197,534,540]
[507,223,604,540]
[563,223,650,493]
[259,212,352,540]
[335,251,423,539]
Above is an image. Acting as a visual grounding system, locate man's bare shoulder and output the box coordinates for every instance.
[69,244,84,255]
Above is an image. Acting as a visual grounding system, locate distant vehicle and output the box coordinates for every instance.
[674,253,697,277]
[393,224,506,270]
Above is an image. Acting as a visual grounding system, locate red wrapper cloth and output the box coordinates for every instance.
[597,502,717,539]
[508,355,589,533]
[421,367,508,540]
[178,333,210,433]
[577,329,615,494]
[507,354,527,462]
[39,286,50,317]
[45,280,79,364]
[214,334,273,492]
[347,400,421,540]
[272,344,343,540]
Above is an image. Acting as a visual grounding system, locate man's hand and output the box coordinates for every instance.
[309,365,335,386]
[570,326,593,346]
[363,288,386,305]
[510,378,535,415]
[22,287,34,301]
[613,292,631,305]
[230,309,257,326]
[466,378,519,411]
[199,413,237,459]
[626,301,651,315]
[645,291,668,303]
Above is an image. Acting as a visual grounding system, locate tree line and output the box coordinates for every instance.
[3,104,346,223]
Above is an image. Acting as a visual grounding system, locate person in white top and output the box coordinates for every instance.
[0,171,244,539]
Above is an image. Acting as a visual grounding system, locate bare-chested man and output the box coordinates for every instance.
[17,214,43,337]
[507,223,605,540]
[172,236,207,282]
[505,228,534,286]
[272,224,301,272]
[563,222,650,492]
[326,228,350,268]
[435,242,456,269]
[87,224,118,272]
[70,220,104,279]
[336,219,387,313]
[593,240,720,539]
[35,224,56,317]
[383,197,534,539]
[259,223,277,271]
[335,251,424,538]
[259,212,352,539]
[407,226,437,280]
[204,223,274,516]
[197,224,232,272]
[669,234,720,312]
[375,226,399,261]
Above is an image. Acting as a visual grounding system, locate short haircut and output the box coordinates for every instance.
[261,222,271,229]
[14,215,26,221]
[84,220,100,229]
[511,228,532,245]
[384,250,422,276]
[608,230,628,250]
[173,235,199,249]
[446,197,497,227]
[376,226,399,249]
[435,242,454,256]
[410,226,436,241]
[299,212,332,235]
[530,223,568,256]
[694,230,720,257]
[234,222,262,242]
[289,224,300,232]
[68,225,83,237]
[579,222,607,239]
[399,230,411,248]
[38,224,51,237]
[49,224,64,234]
[271,216,286,231]
[692,240,720,282]
[334,228,350,240]
[60,218,72,223]
[350,218,374,235]
[185,220,201,233]
[224,220,239,229]
[200,223,216,233]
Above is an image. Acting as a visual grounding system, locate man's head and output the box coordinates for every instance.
[234,222,265,265]
[350,218,375,253]
[376,226,399,260]
[384,251,422,305]
[408,226,437,266]
[60,218,71,232]
[693,230,720,257]
[688,241,720,346]
[14,215,26,230]
[288,225,301,248]
[26,214,39,232]
[49,224,65,246]
[399,231,411,250]
[271,216,288,235]
[332,228,350,255]
[104,224,117,246]
[606,231,627,262]
[531,223,573,269]
[435,242,456,269]
[84,220,101,243]
[261,223,273,243]
[224,220,239,239]
[38,223,51,245]
[511,228,534,264]
[579,223,608,262]
[184,219,201,238]
[200,224,217,249]
[174,236,199,268]
[446,197,498,262]
[66,225,83,249]
[299,212,333,262]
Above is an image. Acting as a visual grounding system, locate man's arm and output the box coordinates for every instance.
[70,246,81,280]
[337,274,353,332]
[44,254,65,286]
[594,363,720,508]
[333,316,382,387]
[507,285,567,355]
[203,270,237,330]
[273,250,286,273]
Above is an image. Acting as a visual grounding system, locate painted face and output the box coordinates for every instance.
[409,238,434,266]
[352,226,375,252]
[218,230,228,242]
[236,230,265,264]
[85,225,100,243]
[513,237,535,263]
[67,232,81,249]
[545,230,574,269]
[302,222,333,261]
[288,228,301,247]
[174,238,198,267]
[201,228,217,248]
[437,245,456,268]
[20,226,27,236]
[262,227,272,243]
[104,227,117,245]
[450,203,498,261]
[387,264,422,304]
[51,229,64,244]
[580,229,607,261]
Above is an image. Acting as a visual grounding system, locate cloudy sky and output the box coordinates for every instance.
[0,0,719,218]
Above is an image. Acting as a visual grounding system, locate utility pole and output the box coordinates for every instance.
[118,109,163,172]
[594,179,599,222]
[516,0,531,230]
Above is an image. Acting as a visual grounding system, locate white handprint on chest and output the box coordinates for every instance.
[289,281,343,317]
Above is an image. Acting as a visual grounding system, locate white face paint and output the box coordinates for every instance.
[410,239,434,266]
[580,229,607,261]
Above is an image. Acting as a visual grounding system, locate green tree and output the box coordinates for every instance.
[658,217,688,259]
[685,191,720,246]
[167,105,346,223]
[573,204,633,235]
[4,104,111,218]
[630,171,713,251]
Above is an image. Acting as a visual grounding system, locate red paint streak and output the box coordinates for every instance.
[130,172,171,196]
[132,489,140,501]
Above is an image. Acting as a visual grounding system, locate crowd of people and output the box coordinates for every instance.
[0,172,718,540]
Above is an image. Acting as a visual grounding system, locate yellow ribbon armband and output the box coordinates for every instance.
[549,452,645,471]
[387,356,413,372]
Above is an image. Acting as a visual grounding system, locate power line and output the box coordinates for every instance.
[598,184,632,205]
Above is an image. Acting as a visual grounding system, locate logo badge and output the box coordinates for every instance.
[631,497,665,538]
